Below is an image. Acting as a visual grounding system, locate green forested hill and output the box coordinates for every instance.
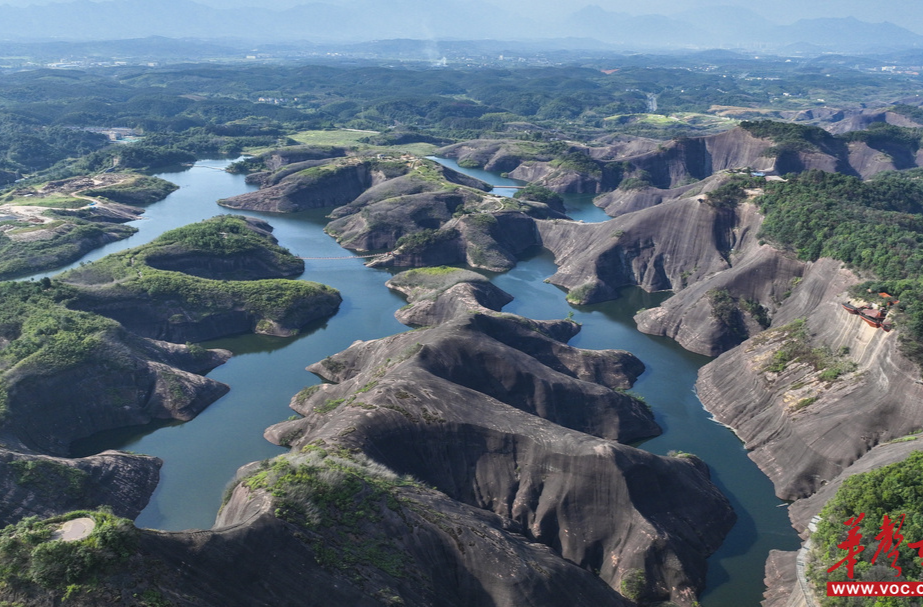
[756,169,923,367]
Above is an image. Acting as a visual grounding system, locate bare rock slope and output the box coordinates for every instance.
[256,274,735,606]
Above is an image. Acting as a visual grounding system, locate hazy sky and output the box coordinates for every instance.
[0,0,920,23]
[1,0,922,36]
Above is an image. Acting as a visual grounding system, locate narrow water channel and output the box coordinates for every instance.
[63,157,798,606]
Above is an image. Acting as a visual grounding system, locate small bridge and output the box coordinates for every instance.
[492,185,524,189]
[297,253,391,260]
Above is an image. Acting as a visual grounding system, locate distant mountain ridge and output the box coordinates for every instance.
[0,0,920,52]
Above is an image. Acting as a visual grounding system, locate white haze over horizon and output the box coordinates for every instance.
[0,0,922,33]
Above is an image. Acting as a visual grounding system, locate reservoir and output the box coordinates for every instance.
[65,156,799,606]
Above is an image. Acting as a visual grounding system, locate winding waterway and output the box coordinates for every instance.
[59,157,799,606]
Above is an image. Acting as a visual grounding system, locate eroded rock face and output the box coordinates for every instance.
[257,280,733,606]
[0,449,161,526]
[219,160,379,212]
[385,268,513,327]
[328,190,473,251]
[538,196,739,305]
[787,438,923,534]
[762,550,802,607]
[633,202,805,356]
[0,323,227,526]
[594,179,710,218]
[367,205,562,272]
[66,286,341,343]
[48,275,732,607]
[2,328,230,456]
[132,477,631,607]
[696,258,923,500]
[220,156,490,215]
[437,139,537,172]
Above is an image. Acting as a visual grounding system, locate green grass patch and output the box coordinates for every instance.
[314,398,345,414]
[565,282,595,304]
[0,510,137,591]
[5,194,86,209]
[238,449,417,577]
[245,130,438,157]
[9,459,89,499]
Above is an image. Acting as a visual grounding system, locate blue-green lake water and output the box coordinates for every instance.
[63,157,798,606]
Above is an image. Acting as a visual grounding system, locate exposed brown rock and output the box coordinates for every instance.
[696,258,923,500]
[0,448,161,526]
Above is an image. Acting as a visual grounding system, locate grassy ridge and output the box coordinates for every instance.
[0,510,136,593]
[0,220,137,281]
[81,176,178,206]
[61,215,339,333]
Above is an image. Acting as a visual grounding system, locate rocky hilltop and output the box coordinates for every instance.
[696,257,923,500]
[61,215,341,342]
[438,123,923,199]
[0,279,230,524]
[0,270,734,607]
[0,449,161,525]
[0,215,343,527]
[220,155,488,214]
[221,150,567,272]
[253,270,734,606]
[522,165,923,506]
[533,181,801,355]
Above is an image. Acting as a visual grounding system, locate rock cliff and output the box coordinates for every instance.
[98,459,633,607]
[0,216,340,526]
[696,258,923,500]
[220,155,489,214]
[257,278,733,606]
[1,274,734,607]
[386,267,513,327]
[537,195,738,303]
[0,448,161,526]
[2,326,230,457]
[220,159,381,212]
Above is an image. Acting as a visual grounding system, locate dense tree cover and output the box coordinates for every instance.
[81,175,178,206]
[891,104,923,125]
[741,119,845,158]
[811,451,923,606]
[705,174,765,208]
[151,215,291,257]
[60,216,336,325]
[2,60,921,179]
[0,281,115,370]
[0,280,119,416]
[0,62,873,177]
[756,169,923,367]
[842,123,923,153]
[62,215,300,285]
[0,121,108,173]
[512,183,563,206]
[0,219,137,280]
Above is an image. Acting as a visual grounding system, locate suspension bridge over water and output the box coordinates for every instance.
[297,252,391,260]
